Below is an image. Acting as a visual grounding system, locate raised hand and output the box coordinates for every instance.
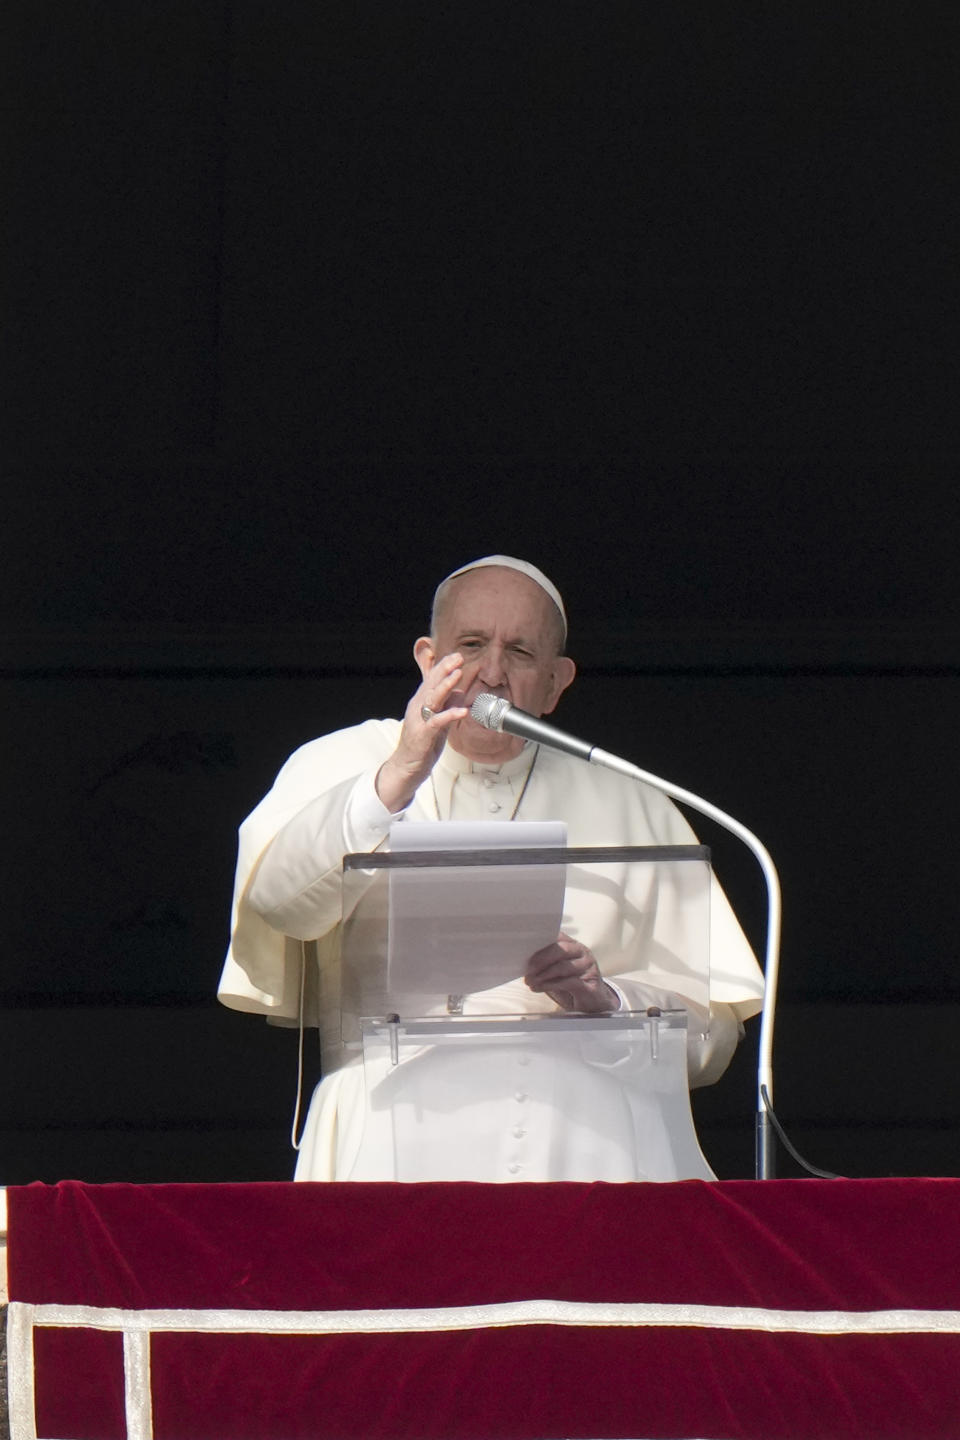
[375,652,469,813]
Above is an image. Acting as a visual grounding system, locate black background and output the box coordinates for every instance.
[3,1,958,1183]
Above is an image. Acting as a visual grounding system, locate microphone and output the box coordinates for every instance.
[470,693,595,760]
[470,691,783,1181]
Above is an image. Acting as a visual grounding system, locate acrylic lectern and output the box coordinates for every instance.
[323,841,717,1182]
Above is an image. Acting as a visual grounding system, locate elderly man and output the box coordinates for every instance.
[219,556,764,1180]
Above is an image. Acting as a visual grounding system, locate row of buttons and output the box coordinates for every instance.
[507,1059,532,1175]
[481,774,504,813]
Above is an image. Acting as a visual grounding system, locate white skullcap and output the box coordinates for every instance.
[434,555,567,644]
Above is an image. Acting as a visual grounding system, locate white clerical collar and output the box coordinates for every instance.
[437,741,535,780]
[430,741,538,821]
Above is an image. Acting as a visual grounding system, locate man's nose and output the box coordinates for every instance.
[478,643,508,687]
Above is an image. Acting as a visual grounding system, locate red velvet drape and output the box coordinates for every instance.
[8,1178,960,1439]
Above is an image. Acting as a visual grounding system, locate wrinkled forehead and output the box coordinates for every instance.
[433,569,566,650]
[432,555,567,644]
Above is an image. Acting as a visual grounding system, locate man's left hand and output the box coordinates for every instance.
[523,933,619,1014]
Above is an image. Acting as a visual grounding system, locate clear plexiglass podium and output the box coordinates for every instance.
[335,842,716,1182]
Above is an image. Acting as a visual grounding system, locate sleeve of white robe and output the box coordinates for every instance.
[217,719,400,1019]
[246,768,396,939]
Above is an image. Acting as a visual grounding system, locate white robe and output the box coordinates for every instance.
[218,720,765,1180]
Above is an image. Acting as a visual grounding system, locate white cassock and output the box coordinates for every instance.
[218,719,765,1181]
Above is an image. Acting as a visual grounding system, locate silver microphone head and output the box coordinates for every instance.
[470,692,511,731]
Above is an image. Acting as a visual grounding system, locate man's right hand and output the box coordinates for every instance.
[375,651,468,813]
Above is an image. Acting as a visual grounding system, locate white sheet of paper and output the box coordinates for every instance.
[387,820,567,996]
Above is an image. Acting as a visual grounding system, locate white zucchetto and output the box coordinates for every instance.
[433,555,567,644]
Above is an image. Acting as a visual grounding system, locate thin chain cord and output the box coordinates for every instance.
[429,745,540,820]
[290,941,308,1151]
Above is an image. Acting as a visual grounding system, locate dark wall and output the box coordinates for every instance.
[3,2,958,1183]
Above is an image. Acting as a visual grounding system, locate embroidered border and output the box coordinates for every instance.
[10,1297,960,1440]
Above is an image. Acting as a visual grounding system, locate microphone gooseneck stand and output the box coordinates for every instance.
[469,694,781,1179]
[585,743,781,1181]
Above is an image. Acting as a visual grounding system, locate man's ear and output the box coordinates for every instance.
[413,635,436,680]
[543,655,576,714]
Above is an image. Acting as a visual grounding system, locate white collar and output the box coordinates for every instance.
[429,742,538,820]
[437,740,536,780]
